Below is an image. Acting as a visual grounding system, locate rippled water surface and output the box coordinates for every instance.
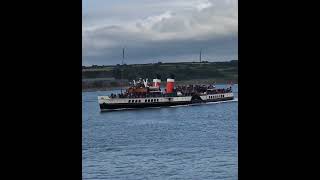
[83,84,238,179]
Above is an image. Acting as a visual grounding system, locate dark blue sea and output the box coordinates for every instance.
[82,84,238,180]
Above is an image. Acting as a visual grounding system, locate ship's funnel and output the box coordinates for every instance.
[152,74,161,88]
[153,79,161,88]
[166,75,175,93]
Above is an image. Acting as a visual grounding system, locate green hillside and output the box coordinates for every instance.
[82,60,238,91]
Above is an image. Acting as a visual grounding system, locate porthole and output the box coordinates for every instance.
[139,100,141,103]
[128,100,131,103]
[145,99,147,102]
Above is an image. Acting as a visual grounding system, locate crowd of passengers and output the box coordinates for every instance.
[207,87,232,94]
[175,84,232,94]
[175,84,214,94]
[109,84,232,98]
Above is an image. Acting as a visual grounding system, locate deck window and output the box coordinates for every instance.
[139,100,141,103]
[128,100,131,103]
[145,99,147,102]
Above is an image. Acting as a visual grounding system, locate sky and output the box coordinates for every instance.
[82,0,238,65]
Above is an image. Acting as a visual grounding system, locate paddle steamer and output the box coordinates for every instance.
[98,75,234,111]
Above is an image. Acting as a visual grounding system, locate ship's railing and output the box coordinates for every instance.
[109,92,180,99]
[109,88,232,99]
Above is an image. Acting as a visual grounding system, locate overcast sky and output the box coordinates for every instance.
[82,0,238,65]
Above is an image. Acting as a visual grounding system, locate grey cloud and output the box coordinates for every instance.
[82,0,238,65]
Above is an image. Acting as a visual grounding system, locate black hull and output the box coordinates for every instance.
[100,101,190,110]
[205,97,234,103]
[100,97,234,111]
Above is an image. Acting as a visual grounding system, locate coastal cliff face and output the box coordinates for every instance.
[82,61,238,91]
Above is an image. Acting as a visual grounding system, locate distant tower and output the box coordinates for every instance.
[120,47,125,93]
[122,48,124,65]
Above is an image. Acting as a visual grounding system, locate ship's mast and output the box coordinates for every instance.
[199,48,202,63]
